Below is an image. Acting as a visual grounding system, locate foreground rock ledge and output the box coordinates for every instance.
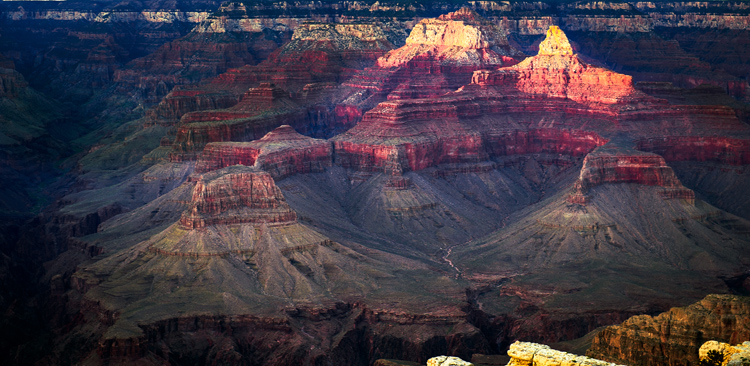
[422,342,627,366]
[506,341,628,366]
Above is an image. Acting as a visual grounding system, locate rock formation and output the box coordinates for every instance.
[195,125,332,179]
[427,355,474,366]
[506,341,626,366]
[588,294,750,366]
[337,8,522,115]
[568,143,695,205]
[178,166,297,230]
[473,25,647,105]
[144,21,397,128]
[168,83,306,161]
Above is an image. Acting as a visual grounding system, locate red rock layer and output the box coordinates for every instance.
[588,294,750,366]
[568,143,695,204]
[179,83,293,123]
[195,125,332,179]
[144,21,396,128]
[334,120,607,173]
[179,165,296,230]
[637,137,750,166]
[333,26,750,176]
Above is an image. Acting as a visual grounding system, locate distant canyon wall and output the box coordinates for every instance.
[5,2,750,34]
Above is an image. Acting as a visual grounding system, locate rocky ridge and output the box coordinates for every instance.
[178,165,297,230]
[195,125,332,179]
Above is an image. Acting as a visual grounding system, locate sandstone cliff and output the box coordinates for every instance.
[588,294,750,366]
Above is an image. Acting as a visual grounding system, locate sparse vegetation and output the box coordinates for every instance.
[697,350,724,366]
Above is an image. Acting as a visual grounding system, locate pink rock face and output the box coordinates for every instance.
[179,166,297,229]
[195,125,332,179]
[568,143,695,204]
[338,8,522,112]
[472,27,644,105]
[637,136,750,165]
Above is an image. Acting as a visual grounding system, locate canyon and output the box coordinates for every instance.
[0,1,749,366]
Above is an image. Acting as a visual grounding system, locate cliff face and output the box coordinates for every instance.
[168,83,308,161]
[588,294,750,366]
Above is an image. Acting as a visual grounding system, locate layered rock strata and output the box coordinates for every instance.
[334,26,747,176]
[568,143,695,205]
[178,165,297,230]
[507,341,627,366]
[473,26,647,105]
[168,83,306,161]
[195,125,332,179]
[144,21,397,127]
[588,294,750,366]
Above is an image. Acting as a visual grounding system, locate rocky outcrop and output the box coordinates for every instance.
[145,88,245,126]
[337,8,522,115]
[0,67,28,98]
[179,165,297,229]
[473,26,646,105]
[568,143,695,205]
[507,341,627,366]
[377,8,520,68]
[195,125,332,179]
[427,355,474,366]
[588,294,750,366]
[700,340,750,366]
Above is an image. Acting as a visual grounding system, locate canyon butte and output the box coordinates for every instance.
[0,1,749,366]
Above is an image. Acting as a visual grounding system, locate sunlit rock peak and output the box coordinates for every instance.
[403,7,508,49]
[376,8,519,68]
[538,25,574,56]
